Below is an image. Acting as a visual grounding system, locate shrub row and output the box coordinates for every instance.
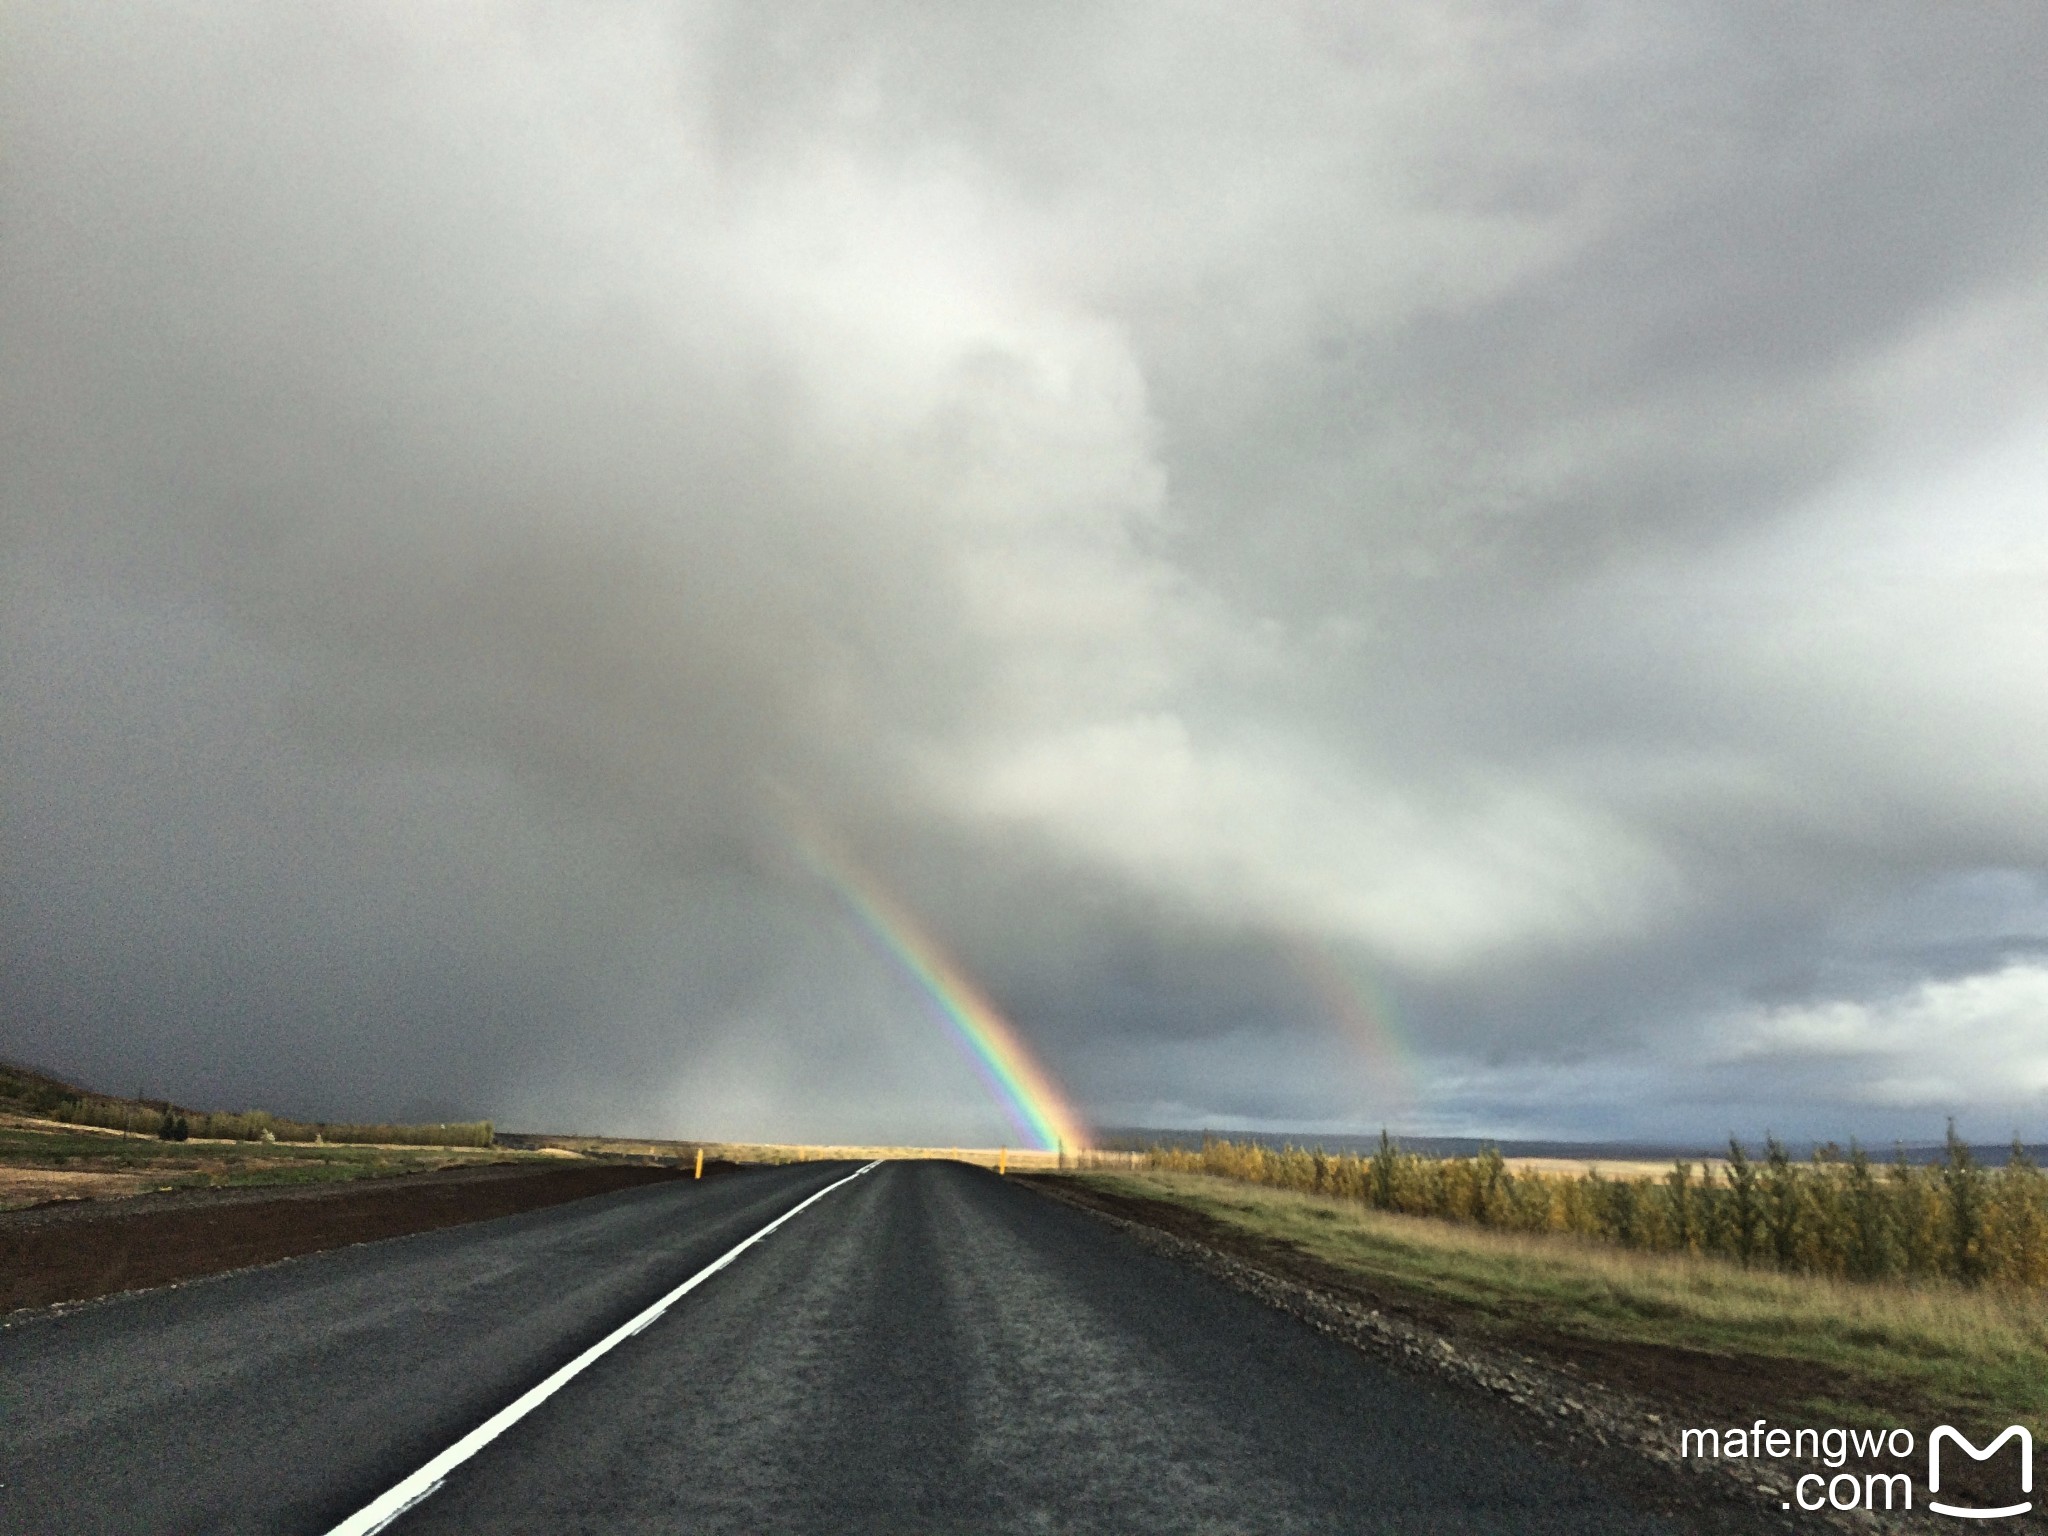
[1146,1126,2048,1288]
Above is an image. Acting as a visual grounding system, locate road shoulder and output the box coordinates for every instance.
[1023,1173,1949,1535]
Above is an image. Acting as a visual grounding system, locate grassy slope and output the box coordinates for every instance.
[1070,1169,2048,1431]
[0,1120,547,1207]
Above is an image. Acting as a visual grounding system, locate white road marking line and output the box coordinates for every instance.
[322,1159,883,1536]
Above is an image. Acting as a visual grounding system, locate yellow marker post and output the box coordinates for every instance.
[998,1147,1007,1175]
[694,1148,704,1180]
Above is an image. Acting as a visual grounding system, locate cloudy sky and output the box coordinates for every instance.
[6,3,2048,1147]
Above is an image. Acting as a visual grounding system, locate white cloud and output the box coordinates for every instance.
[1721,963,2048,1108]
[951,713,1678,970]
[7,2,2048,1138]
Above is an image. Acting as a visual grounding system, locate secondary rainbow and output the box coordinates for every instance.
[1283,934,1418,1121]
[791,827,1088,1152]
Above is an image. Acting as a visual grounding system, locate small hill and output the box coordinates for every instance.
[0,1057,134,1118]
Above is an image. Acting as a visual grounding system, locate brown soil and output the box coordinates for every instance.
[0,1167,157,1207]
[1,1160,736,1314]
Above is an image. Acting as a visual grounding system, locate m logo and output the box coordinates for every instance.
[1929,1425,2032,1520]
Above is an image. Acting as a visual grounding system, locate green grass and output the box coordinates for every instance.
[0,1121,551,1203]
[1075,1169,2048,1430]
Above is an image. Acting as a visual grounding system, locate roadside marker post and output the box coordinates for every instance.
[999,1147,1007,1175]
[694,1149,703,1179]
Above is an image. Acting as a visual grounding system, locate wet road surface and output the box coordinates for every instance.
[1,1159,1709,1533]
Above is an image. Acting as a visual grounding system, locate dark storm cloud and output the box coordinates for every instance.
[5,2,2048,1141]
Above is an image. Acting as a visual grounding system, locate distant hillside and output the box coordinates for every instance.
[0,1057,156,1118]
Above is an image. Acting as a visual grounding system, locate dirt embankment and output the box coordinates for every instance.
[1,1160,734,1314]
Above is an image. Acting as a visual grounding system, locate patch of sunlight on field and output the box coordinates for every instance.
[1505,1156,1727,1180]
[702,1143,1079,1171]
[501,1135,1132,1170]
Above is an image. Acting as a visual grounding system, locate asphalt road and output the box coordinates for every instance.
[1,1160,1709,1534]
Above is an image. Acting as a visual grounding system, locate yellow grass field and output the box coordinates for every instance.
[697,1142,1145,1172]
[504,1134,1148,1172]
[1505,1156,1726,1180]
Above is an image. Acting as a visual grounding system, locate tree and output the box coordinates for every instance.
[1942,1120,1986,1283]
[1842,1141,1897,1280]
[1370,1129,1398,1211]
[1726,1138,1761,1265]
[1763,1134,1801,1268]
[1987,1136,2048,1287]
[1475,1145,1507,1225]
[1667,1160,1698,1255]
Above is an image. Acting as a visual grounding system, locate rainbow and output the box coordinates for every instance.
[1283,935,1418,1121]
[790,827,1089,1152]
